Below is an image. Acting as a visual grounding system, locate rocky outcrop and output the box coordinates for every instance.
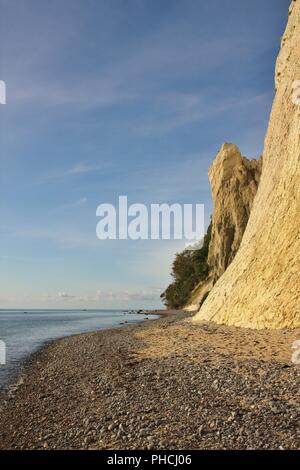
[194,0,300,329]
[207,143,261,283]
[186,144,261,312]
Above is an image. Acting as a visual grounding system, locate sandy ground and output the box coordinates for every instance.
[0,311,299,450]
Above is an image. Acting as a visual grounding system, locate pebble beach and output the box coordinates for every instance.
[0,311,299,450]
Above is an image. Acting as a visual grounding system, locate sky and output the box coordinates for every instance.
[0,0,291,309]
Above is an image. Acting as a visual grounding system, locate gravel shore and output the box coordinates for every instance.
[0,311,299,450]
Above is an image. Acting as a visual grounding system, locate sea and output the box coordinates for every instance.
[0,309,157,388]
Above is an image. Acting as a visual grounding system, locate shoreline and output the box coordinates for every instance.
[0,309,162,393]
[0,310,300,450]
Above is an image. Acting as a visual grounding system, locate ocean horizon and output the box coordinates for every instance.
[0,309,156,388]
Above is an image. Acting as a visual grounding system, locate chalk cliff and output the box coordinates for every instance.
[186,144,261,312]
[194,0,300,329]
[207,143,261,283]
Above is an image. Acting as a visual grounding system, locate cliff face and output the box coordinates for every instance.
[207,143,261,283]
[194,0,300,329]
[186,144,261,312]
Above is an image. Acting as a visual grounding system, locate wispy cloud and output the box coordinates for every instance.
[68,163,102,175]
[135,92,272,135]
[11,77,136,109]
[20,226,98,249]
[76,196,88,205]
[38,161,111,183]
[51,196,88,214]
[95,287,162,303]
[57,292,76,299]
[42,287,162,304]
[2,1,269,114]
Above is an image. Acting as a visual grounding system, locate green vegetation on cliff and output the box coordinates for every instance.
[161,224,211,309]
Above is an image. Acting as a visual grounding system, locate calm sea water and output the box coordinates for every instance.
[0,309,156,388]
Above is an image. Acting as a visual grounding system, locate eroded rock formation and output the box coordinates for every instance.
[186,144,261,313]
[208,143,261,283]
[194,0,300,329]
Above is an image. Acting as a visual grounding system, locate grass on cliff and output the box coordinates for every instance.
[161,224,211,309]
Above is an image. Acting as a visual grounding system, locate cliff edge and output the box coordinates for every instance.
[194,0,300,329]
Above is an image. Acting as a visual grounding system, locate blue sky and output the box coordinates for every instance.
[0,0,291,309]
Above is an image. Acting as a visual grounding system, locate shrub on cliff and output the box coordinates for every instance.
[161,223,211,309]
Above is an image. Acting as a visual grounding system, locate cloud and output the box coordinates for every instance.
[43,292,86,302]
[51,196,88,213]
[135,92,272,135]
[68,163,101,175]
[42,287,163,304]
[11,77,136,110]
[20,226,98,249]
[76,197,88,205]
[95,288,162,303]
[57,292,76,299]
[2,0,269,114]
[37,161,111,183]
